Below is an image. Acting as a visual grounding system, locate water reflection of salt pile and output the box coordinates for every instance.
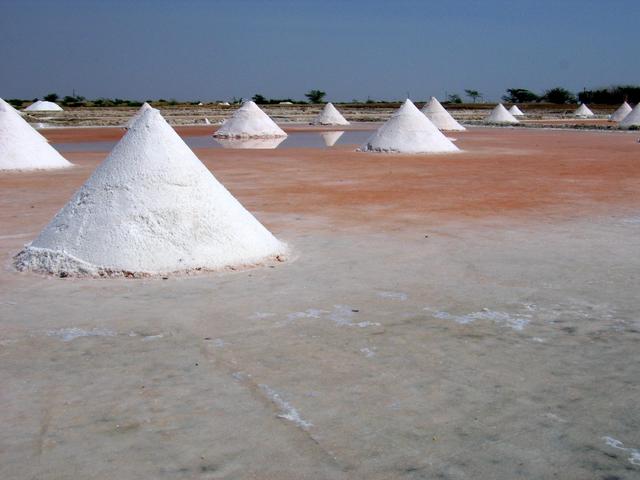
[213,136,286,149]
[320,131,344,147]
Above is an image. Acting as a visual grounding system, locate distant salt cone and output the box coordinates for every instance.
[14,109,287,277]
[321,131,344,147]
[358,99,459,154]
[125,102,154,128]
[485,104,519,124]
[0,100,72,171]
[311,103,350,125]
[620,103,640,129]
[610,102,632,122]
[421,97,465,131]
[24,100,63,112]
[213,101,287,138]
[573,104,594,117]
[508,105,525,116]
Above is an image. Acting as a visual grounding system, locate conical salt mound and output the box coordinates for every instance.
[213,101,287,138]
[620,103,640,128]
[574,104,594,117]
[125,102,154,128]
[421,97,465,131]
[321,131,344,147]
[311,103,350,125]
[610,102,632,122]
[0,100,72,171]
[14,109,287,277]
[24,100,63,112]
[0,98,23,118]
[358,99,459,153]
[508,105,525,116]
[485,104,519,124]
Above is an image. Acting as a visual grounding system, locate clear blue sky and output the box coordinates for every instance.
[1,0,638,102]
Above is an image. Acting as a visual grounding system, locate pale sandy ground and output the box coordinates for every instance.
[1,127,639,479]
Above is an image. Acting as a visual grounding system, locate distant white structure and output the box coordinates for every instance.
[573,103,594,117]
[311,103,350,126]
[24,100,64,112]
[213,101,287,138]
[619,103,640,129]
[421,97,465,131]
[0,98,72,171]
[485,104,519,124]
[508,105,525,116]
[15,108,287,277]
[218,102,230,106]
[610,102,632,122]
[358,99,459,154]
[321,131,344,147]
[125,102,155,128]
[279,101,293,105]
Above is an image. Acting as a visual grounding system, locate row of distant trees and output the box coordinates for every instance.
[446,85,640,105]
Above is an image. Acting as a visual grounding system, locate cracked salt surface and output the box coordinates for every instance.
[429,308,531,331]
[602,436,640,466]
[47,327,117,341]
[259,384,312,429]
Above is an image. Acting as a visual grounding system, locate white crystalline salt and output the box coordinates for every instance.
[213,101,287,138]
[24,100,63,112]
[422,97,466,131]
[485,104,519,124]
[311,103,350,126]
[15,108,286,276]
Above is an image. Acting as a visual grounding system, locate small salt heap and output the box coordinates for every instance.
[311,103,350,125]
[485,104,519,124]
[508,105,525,116]
[573,103,594,117]
[620,103,640,128]
[422,97,466,131]
[610,102,632,122]
[358,99,459,153]
[15,108,287,276]
[0,98,72,171]
[24,100,64,112]
[213,101,287,138]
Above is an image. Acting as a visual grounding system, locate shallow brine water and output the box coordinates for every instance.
[53,131,374,152]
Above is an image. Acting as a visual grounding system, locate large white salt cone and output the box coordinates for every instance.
[359,100,459,153]
[311,103,350,126]
[15,109,287,277]
[213,101,287,138]
[0,100,72,171]
[573,104,594,117]
[620,103,640,128]
[485,104,519,124]
[24,100,64,112]
[125,102,155,128]
[508,105,525,116]
[610,102,632,122]
[421,97,466,131]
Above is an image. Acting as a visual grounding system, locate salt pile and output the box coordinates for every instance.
[125,102,154,128]
[15,109,287,277]
[24,100,64,112]
[311,103,350,125]
[508,105,525,116]
[213,101,287,138]
[421,97,465,131]
[358,99,459,153]
[485,104,519,124]
[0,99,72,171]
[610,102,632,122]
[321,131,344,146]
[0,98,23,118]
[574,103,594,117]
[620,103,640,128]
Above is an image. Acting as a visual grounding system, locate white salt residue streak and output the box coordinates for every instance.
[287,309,327,320]
[360,347,376,358]
[47,327,117,342]
[213,338,225,348]
[431,308,530,331]
[377,291,408,301]
[259,384,312,429]
[602,436,640,466]
[250,312,276,320]
[141,334,164,341]
[285,305,380,328]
